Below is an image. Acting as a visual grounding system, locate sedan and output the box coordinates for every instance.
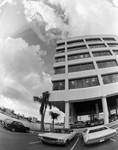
[37,128,76,146]
[70,121,86,129]
[2,118,30,132]
[82,125,117,145]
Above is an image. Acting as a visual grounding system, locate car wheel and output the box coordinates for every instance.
[11,128,15,132]
[26,130,29,133]
[64,140,68,146]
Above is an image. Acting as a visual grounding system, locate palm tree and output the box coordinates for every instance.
[33,91,52,131]
[49,111,60,131]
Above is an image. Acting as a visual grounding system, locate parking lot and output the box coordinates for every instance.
[0,123,118,150]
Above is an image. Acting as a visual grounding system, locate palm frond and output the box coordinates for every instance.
[33,96,42,103]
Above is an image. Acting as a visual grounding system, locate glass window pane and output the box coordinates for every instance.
[84,78,92,87]
[91,77,99,86]
[76,79,84,88]
[53,82,59,90]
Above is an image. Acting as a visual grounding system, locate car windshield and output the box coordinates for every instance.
[89,127,108,133]
[13,121,24,126]
[54,129,72,134]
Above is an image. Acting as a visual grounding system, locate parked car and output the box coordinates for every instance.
[109,114,118,122]
[82,125,117,145]
[37,128,76,146]
[89,118,104,127]
[70,121,86,129]
[2,118,30,132]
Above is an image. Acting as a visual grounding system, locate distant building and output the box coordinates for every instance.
[29,116,37,123]
[49,35,118,128]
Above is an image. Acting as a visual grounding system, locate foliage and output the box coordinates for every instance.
[49,111,60,131]
[33,91,52,131]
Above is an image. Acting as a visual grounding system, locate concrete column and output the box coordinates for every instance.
[95,104,99,119]
[65,102,70,128]
[102,96,109,124]
[70,103,77,123]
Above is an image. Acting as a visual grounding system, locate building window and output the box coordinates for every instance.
[69,76,99,89]
[102,38,116,41]
[67,39,84,45]
[57,42,65,47]
[113,50,118,55]
[92,51,111,57]
[53,80,65,90]
[97,60,118,68]
[68,52,90,61]
[85,38,101,42]
[55,56,65,62]
[102,73,118,84]
[88,43,106,49]
[67,45,87,52]
[107,43,118,47]
[54,66,65,74]
[68,63,94,73]
[56,48,65,54]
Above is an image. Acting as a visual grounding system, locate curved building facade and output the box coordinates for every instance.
[49,35,118,128]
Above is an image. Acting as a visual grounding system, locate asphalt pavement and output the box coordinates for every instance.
[0,123,118,150]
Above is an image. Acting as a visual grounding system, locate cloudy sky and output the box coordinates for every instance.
[0,0,118,123]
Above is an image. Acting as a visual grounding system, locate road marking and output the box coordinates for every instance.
[29,141,41,144]
[70,138,79,150]
[110,138,116,142]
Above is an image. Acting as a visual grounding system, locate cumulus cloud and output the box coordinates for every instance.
[1,0,118,44]
[0,38,52,107]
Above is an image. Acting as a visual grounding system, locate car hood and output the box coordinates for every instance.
[88,129,116,139]
[38,133,70,139]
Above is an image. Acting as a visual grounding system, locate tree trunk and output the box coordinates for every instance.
[52,119,54,132]
[40,114,45,131]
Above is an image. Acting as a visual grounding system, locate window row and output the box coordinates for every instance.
[69,77,99,89]
[55,50,118,63]
[52,76,99,90]
[68,52,90,61]
[102,73,118,84]
[54,67,65,74]
[67,45,87,52]
[68,63,94,73]
[97,60,117,69]
[56,43,118,54]
[92,51,111,57]
[52,72,118,91]
[54,60,118,74]
[56,38,116,47]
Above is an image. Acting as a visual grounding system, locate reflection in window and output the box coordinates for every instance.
[113,50,118,55]
[102,73,118,84]
[53,80,65,90]
[55,56,65,62]
[69,76,99,89]
[107,43,118,47]
[97,60,117,68]
[89,43,106,49]
[57,42,65,47]
[68,52,90,61]
[102,38,116,41]
[92,51,111,57]
[85,38,101,42]
[68,63,94,73]
[67,39,84,45]
[67,45,87,52]
[56,48,65,54]
[54,67,65,74]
